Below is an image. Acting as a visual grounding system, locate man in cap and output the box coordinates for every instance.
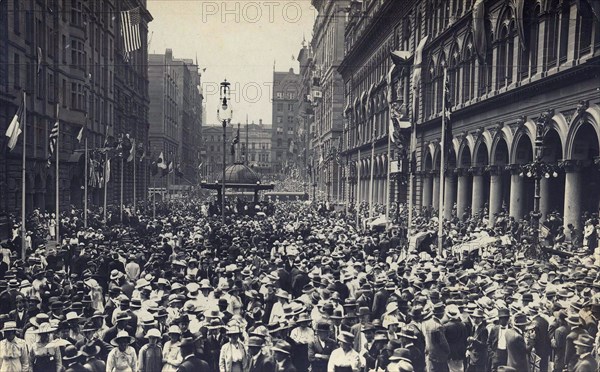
[178,337,211,372]
[247,336,275,372]
[308,322,337,372]
[572,333,597,372]
[564,314,587,371]
[272,340,297,372]
[465,308,488,372]
[422,303,450,371]
[505,313,530,371]
[444,304,468,372]
[488,307,510,371]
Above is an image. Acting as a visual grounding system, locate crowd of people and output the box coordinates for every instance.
[0,198,599,372]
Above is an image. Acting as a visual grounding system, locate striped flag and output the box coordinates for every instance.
[5,100,23,151]
[121,7,141,58]
[47,114,59,167]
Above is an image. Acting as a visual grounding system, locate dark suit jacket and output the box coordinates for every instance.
[177,355,211,372]
[444,318,468,361]
[249,352,275,372]
[468,322,488,367]
[505,329,529,371]
[530,315,551,358]
[308,336,337,372]
[573,354,598,372]
[275,359,297,372]
[371,289,389,320]
[8,309,29,329]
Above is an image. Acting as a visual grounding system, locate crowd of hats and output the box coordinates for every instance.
[0,200,599,372]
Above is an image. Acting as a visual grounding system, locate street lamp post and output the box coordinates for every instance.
[520,110,558,256]
[217,80,232,225]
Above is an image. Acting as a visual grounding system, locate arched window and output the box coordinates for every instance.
[436,56,446,114]
[449,46,460,106]
[416,12,422,44]
[529,5,540,75]
[559,3,569,63]
[497,26,509,88]
[496,8,516,89]
[546,0,560,68]
[425,59,435,118]
[577,1,594,56]
[519,4,540,79]
[463,39,475,102]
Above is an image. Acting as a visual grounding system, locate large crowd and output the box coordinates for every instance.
[0,198,599,372]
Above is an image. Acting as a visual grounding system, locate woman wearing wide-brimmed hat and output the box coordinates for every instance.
[106,330,137,372]
[162,325,182,372]
[218,325,248,372]
[0,321,30,372]
[30,322,61,372]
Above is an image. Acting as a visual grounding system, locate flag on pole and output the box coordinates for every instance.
[127,139,136,162]
[232,128,240,145]
[121,7,141,59]
[443,68,453,156]
[168,161,174,174]
[5,100,23,151]
[37,47,43,74]
[47,108,59,167]
[157,152,167,170]
[139,145,145,162]
[77,115,87,144]
[106,159,111,183]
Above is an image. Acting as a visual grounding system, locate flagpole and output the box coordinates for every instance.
[120,156,124,223]
[152,177,156,219]
[356,149,361,229]
[84,137,88,228]
[408,125,416,244]
[55,105,60,247]
[385,120,392,223]
[133,147,137,212]
[438,68,448,256]
[21,92,27,259]
[369,133,375,219]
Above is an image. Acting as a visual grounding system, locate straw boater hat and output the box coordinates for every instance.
[1,321,19,332]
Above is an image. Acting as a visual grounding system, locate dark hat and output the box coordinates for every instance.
[62,345,83,362]
[497,367,517,372]
[497,307,510,319]
[572,333,594,349]
[247,336,264,347]
[114,312,132,323]
[315,322,330,332]
[180,337,196,348]
[81,341,101,357]
[272,340,292,355]
[398,328,417,340]
[512,313,530,326]
[388,348,412,362]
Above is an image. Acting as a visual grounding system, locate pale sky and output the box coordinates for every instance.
[147,0,317,125]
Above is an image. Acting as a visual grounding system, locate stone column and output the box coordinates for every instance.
[539,177,551,221]
[509,167,524,220]
[488,166,503,224]
[456,169,470,218]
[471,168,485,215]
[444,173,457,220]
[432,175,440,211]
[422,174,433,208]
[563,161,582,230]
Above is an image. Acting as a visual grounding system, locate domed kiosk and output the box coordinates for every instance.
[200,162,274,203]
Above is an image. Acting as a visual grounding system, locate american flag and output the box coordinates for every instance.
[47,116,59,167]
[121,7,141,58]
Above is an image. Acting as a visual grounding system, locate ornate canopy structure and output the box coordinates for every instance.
[200,163,274,202]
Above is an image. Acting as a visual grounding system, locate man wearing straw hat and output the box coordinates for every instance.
[0,321,30,372]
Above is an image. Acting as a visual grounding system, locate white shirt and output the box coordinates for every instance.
[327,347,362,372]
